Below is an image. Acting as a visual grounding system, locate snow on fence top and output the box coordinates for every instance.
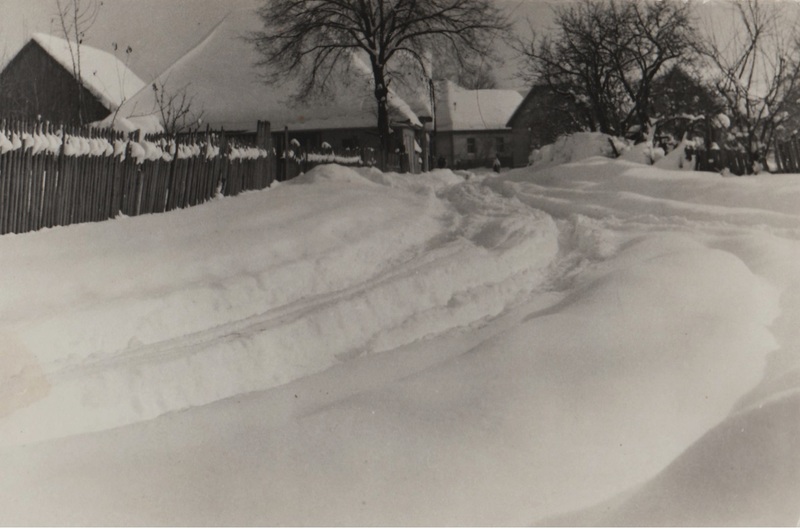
[0,121,269,164]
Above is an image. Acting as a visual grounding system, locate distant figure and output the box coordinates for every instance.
[437,155,447,169]
[492,156,501,173]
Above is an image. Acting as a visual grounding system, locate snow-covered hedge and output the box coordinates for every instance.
[306,152,363,165]
[528,131,707,171]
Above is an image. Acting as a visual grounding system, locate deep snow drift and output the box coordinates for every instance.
[0,154,798,525]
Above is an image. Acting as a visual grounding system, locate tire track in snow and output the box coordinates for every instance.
[1,178,560,446]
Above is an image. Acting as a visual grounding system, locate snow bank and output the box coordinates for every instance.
[529,132,618,168]
[0,157,798,525]
[547,393,800,526]
[0,163,558,445]
[618,140,665,165]
[653,137,698,171]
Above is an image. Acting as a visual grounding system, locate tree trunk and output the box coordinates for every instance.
[372,64,390,171]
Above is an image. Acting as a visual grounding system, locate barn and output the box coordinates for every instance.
[0,33,145,124]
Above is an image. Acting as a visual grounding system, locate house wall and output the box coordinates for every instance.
[0,41,110,124]
[434,130,514,169]
[509,124,534,168]
[508,87,585,167]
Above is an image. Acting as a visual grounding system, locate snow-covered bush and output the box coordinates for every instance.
[528,132,620,169]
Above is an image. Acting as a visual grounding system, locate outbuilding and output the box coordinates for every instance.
[0,33,145,124]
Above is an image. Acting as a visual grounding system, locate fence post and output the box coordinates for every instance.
[283,126,289,181]
[421,130,429,172]
[256,120,272,187]
[788,136,799,173]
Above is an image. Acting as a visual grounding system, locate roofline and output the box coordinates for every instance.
[270,123,413,134]
[125,11,233,105]
[505,86,536,127]
[0,39,115,113]
[0,40,41,81]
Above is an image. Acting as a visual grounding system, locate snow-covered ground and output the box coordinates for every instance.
[1,150,798,525]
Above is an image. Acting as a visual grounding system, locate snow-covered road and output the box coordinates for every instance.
[0,157,798,525]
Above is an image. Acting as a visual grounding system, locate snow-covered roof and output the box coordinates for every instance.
[30,33,146,111]
[89,113,164,134]
[122,9,422,133]
[435,80,523,131]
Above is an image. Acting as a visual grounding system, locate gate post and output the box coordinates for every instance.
[256,120,273,185]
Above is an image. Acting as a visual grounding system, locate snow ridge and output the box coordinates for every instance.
[0,164,558,445]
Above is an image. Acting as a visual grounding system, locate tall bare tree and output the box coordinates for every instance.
[697,0,800,167]
[250,0,509,167]
[518,0,697,141]
[54,0,101,125]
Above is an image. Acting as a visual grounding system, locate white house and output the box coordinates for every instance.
[432,80,523,169]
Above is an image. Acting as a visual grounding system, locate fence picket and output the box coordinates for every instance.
[0,118,276,235]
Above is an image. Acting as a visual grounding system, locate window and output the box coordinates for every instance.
[496,137,505,154]
[466,137,476,155]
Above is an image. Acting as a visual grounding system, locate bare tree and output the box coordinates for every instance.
[151,80,205,135]
[54,0,101,125]
[106,41,134,127]
[518,0,697,141]
[250,0,509,168]
[697,0,800,167]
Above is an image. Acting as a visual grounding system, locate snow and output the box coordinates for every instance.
[529,131,618,168]
[712,112,731,129]
[618,140,665,165]
[0,154,798,525]
[31,33,145,112]
[89,112,164,134]
[121,9,420,133]
[435,79,523,131]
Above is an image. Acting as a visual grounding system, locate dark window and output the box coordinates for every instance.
[466,137,476,155]
[496,137,505,153]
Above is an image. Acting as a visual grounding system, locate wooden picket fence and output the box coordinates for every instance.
[690,147,753,176]
[772,137,800,173]
[0,119,275,235]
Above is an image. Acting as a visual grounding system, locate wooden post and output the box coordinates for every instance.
[421,130,429,172]
[283,125,289,181]
[256,120,272,187]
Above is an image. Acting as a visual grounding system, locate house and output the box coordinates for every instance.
[0,33,146,124]
[505,84,585,168]
[432,80,522,169]
[120,8,425,174]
